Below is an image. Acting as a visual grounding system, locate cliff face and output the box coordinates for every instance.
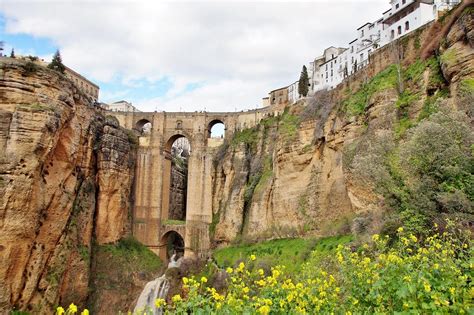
[0,59,136,312]
[211,7,474,245]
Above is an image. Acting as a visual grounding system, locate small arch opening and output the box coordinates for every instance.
[208,120,225,138]
[135,119,152,134]
[161,231,184,261]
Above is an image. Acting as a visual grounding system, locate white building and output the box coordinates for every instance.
[307,0,459,94]
[309,46,347,94]
[269,0,460,106]
[288,80,301,104]
[104,100,140,112]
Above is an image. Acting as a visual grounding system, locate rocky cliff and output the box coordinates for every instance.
[0,59,136,312]
[211,6,474,245]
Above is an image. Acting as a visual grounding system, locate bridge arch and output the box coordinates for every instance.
[207,119,226,138]
[160,230,185,261]
[135,118,152,134]
[161,134,191,226]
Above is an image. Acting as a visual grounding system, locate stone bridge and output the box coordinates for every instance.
[109,108,282,261]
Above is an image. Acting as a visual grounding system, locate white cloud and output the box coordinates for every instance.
[1,0,389,112]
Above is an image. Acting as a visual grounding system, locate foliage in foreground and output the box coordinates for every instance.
[152,228,472,314]
[213,235,352,275]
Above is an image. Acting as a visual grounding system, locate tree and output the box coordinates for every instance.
[0,41,4,57]
[10,48,15,58]
[298,65,309,97]
[48,50,65,73]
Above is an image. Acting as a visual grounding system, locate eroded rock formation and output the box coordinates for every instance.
[0,59,136,312]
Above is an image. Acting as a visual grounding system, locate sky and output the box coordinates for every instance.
[0,0,389,113]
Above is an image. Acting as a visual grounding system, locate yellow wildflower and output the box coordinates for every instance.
[80,310,89,315]
[258,305,270,315]
[424,283,431,292]
[250,254,256,261]
[68,304,78,314]
[226,267,233,273]
[155,298,165,308]
[172,295,182,303]
[56,307,65,315]
[397,227,404,233]
[201,276,208,283]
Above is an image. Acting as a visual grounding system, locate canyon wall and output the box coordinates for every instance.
[0,59,136,312]
[211,7,474,245]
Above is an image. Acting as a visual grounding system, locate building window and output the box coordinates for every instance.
[360,53,364,62]
[398,25,402,35]
[405,21,410,31]
[325,64,328,70]
[351,46,354,53]
[391,29,395,39]
[331,70,333,77]
[402,0,406,4]
[396,3,399,9]
[361,30,364,37]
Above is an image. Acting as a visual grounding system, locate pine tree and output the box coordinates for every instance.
[298,65,309,97]
[48,50,65,74]
[10,48,15,58]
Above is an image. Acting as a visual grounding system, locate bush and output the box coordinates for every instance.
[21,61,39,76]
[349,109,473,232]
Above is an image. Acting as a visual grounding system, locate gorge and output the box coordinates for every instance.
[0,4,473,313]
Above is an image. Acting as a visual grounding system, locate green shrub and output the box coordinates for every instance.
[21,61,39,76]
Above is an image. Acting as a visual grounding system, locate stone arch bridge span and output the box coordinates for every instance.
[108,109,274,260]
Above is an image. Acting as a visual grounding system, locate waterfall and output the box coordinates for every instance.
[133,254,183,315]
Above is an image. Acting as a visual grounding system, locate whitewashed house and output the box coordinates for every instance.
[266,0,460,107]
[382,0,460,43]
[288,80,301,104]
[309,46,347,93]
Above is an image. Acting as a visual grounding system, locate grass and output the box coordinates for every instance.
[395,90,419,109]
[213,235,352,275]
[162,219,186,226]
[254,156,273,194]
[418,88,448,121]
[440,48,457,66]
[394,117,414,139]
[97,236,162,272]
[342,65,398,117]
[278,110,300,139]
[459,78,474,96]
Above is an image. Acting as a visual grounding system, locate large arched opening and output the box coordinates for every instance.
[208,119,225,139]
[135,119,152,135]
[161,135,191,224]
[160,230,185,261]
